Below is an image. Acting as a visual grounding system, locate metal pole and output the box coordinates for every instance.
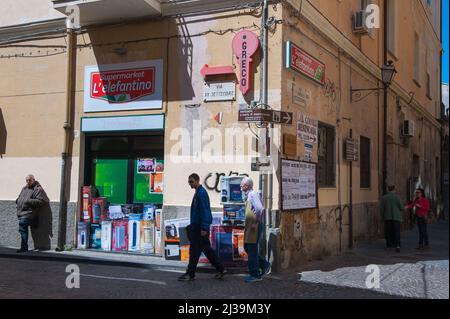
[57,27,76,251]
[349,129,353,249]
[382,0,388,196]
[261,0,271,259]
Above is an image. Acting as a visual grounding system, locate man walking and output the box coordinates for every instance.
[178,173,226,281]
[15,174,49,253]
[240,177,271,283]
[380,185,404,253]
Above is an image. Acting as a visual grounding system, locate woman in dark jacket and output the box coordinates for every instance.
[405,188,431,250]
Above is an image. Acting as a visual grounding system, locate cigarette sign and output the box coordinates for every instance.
[285,41,325,86]
[84,60,163,112]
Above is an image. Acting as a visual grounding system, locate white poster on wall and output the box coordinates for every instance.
[297,112,318,144]
[84,60,163,112]
[281,159,317,210]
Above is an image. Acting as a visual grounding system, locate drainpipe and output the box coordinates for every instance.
[56,26,76,251]
[259,0,271,258]
[382,0,388,195]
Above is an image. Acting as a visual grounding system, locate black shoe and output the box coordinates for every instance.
[178,272,195,281]
[395,247,401,253]
[214,270,227,279]
[261,263,272,277]
[16,248,28,253]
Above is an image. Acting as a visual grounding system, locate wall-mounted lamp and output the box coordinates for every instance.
[351,61,397,102]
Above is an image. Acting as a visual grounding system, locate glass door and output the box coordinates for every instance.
[94,158,128,204]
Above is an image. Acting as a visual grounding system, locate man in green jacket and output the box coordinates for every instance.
[380,185,404,253]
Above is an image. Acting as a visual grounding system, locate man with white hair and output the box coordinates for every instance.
[240,176,271,283]
[15,174,49,252]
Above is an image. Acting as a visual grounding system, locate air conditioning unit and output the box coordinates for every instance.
[352,11,369,35]
[402,120,415,137]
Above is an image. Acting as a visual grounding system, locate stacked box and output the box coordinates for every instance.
[128,214,141,252]
[140,220,154,253]
[77,221,90,249]
[92,197,107,223]
[101,221,112,251]
[112,220,128,252]
[81,186,96,222]
[90,224,102,249]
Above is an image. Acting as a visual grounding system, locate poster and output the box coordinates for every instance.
[155,161,164,172]
[137,158,155,173]
[297,112,318,144]
[281,159,317,210]
[150,173,164,193]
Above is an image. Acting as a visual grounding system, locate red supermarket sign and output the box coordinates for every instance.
[90,67,155,103]
[84,60,163,112]
[285,41,325,86]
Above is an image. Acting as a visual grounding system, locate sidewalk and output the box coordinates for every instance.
[0,246,246,274]
[296,219,449,299]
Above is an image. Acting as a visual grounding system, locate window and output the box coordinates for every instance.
[427,73,431,99]
[360,136,371,188]
[414,33,421,85]
[387,0,397,55]
[318,122,335,187]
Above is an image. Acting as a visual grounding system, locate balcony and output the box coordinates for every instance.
[52,0,261,26]
[52,0,162,26]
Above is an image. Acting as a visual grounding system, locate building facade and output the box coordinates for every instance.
[0,0,443,271]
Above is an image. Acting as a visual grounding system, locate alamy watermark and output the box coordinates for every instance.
[66,264,80,289]
[364,4,381,29]
[365,264,381,289]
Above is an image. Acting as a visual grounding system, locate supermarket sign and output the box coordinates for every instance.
[285,41,325,86]
[84,60,163,112]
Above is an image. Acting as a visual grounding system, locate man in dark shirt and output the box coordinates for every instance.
[178,173,226,281]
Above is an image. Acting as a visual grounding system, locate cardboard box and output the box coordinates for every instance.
[81,186,96,222]
[77,221,90,249]
[90,224,102,249]
[128,214,141,252]
[140,220,154,253]
[92,197,107,224]
[112,220,128,252]
[101,221,112,251]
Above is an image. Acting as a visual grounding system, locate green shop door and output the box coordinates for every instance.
[94,158,128,204]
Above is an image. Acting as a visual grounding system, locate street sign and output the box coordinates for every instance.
[238,109,273,123]
[272,111,293,125]
[239,109,293,125]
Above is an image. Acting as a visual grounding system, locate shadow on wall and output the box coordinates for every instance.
[30,202,53,251]
[87,17,196,103]
[0,108,6,157]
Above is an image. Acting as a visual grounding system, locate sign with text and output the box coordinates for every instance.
[239,109,293,125]
[285,41,325,86]
[203,81,236,102]
[84,60,163,112]
[297,112,318,143]
[232,30,260,95]
[281,159,317,210]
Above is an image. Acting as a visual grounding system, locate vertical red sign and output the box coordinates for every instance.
[232,30,260,95]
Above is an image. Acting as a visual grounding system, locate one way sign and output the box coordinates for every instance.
[272,111,293,125]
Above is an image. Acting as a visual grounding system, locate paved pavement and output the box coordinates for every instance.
[297,219,449,299]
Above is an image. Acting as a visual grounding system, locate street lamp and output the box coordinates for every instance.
[350,61,397,102]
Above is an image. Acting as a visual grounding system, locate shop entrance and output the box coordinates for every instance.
[79,132,164,255]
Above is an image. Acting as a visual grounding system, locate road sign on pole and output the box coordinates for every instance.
[239,109,293,125]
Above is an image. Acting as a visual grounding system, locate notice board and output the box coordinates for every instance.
[281,159,317,210]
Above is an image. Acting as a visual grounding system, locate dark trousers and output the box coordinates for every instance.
[385,220,401,248]
[19,217,30,250]
[244,223,270,278]
[417,217,429,246]
[187,228,224,277]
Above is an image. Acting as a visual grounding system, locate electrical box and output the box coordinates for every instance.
[352,11,369,35]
